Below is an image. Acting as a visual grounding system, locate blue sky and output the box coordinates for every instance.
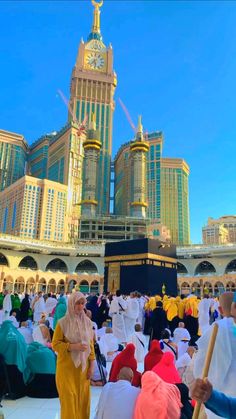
[0,0,236,244]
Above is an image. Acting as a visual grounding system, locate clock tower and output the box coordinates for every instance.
[69,0,117,215]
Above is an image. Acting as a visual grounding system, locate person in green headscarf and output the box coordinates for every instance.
[0,320,27,375]
[53,296,67,330]
[24,341,56,383]
[12,293,21,310]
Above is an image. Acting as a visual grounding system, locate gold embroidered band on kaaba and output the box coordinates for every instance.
[105,252,177,264]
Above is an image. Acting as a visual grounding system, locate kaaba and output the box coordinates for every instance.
[104,238,177,296]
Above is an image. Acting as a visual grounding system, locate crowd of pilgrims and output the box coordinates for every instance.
[0,288,236,418]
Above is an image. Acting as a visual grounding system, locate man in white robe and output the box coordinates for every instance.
[198,295,214,336]
[95,367,140,419]
[129,324,147,362]
[18,321,33,344]
[3,290,12,321]
[99,328,119,362]
[109,290,127,343]
[9,310,19,328]
[32,292,46,323]
[124,292,139,341]
[193,292,236,419]
[173,322,191,344]
[45,293,57,315]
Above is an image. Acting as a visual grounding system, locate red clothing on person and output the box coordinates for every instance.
[144,340,163,372]
[134,371,182,419]
[152,352,182,384]
[109,343,141,387]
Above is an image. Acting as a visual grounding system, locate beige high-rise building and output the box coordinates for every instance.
[161,158,190,245]
[202,216,236,244]
[0,176,68,242]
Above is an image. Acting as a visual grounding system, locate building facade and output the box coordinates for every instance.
[114,134,190,244]
[161,158,190,245]
[0,176,68,242]
[0,129,28,192]
[203,216,236,245]
[0,235,235,296]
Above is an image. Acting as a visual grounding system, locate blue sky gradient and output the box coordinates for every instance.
[0,1,236,243]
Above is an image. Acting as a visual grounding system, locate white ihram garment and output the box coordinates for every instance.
[3,294,12,321]
[173,327,190,344]
[18,326,33,344]
[124,297,139,340]
[99,333,119,362]
[130,331,147,362]
[95,380,140,419]
[45,297,57,315]
[198,298,213,335]
[33,297,46,322]
[109,296,127,343]
[194,317,236,419]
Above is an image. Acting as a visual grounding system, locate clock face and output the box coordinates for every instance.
[86,52,105,70]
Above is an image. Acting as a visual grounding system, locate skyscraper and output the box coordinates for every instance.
[69,0,117,215]
[161,158,190,245]
[0,129,28,192]
[0,1,191,245]
[0,175,68,241]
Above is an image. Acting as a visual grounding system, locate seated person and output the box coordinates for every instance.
[129,324,147,363]
[152,352,182,384]
[99,327,119,362]
[160,329,178,360]
[95,367,140,419]
[33,316,51,347]
[18,321,33,344]
[97,321,108,341]
[0,320,27,398]
[144,339,163,372]
[133,371,182,419]
[173,322,190,344]
[90,359,108,387]
[109,343,141,387]
[0,304,3,326]
[25,341,57,398]
[191,378,236,419]
[176,346,196,379]
[9,309,19,328]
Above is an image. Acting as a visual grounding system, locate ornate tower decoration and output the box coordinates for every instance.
[69,0,117,216]
[130,116,149,218]
[81,113,101,217]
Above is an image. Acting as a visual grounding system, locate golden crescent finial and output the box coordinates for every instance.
[92,0,103,8]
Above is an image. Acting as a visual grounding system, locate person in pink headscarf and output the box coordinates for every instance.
[152,352,182,384]
[52,292,95,419]
[134,371,182,419]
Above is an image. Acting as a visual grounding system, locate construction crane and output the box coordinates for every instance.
[57,89,88,136]
[118,98,136,134]
[118,98,149,140]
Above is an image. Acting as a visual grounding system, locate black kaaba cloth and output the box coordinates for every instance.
[104,238,177,296]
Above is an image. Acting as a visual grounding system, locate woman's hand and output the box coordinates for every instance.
[69,343,88,352]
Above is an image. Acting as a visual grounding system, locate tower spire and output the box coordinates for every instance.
[91,0,103,37]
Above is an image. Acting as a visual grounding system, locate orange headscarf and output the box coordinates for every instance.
[134,371,182,419]
[59,292,93,371]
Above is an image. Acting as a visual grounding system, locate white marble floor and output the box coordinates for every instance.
[1,385,102,419]
[1,362,144,418]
